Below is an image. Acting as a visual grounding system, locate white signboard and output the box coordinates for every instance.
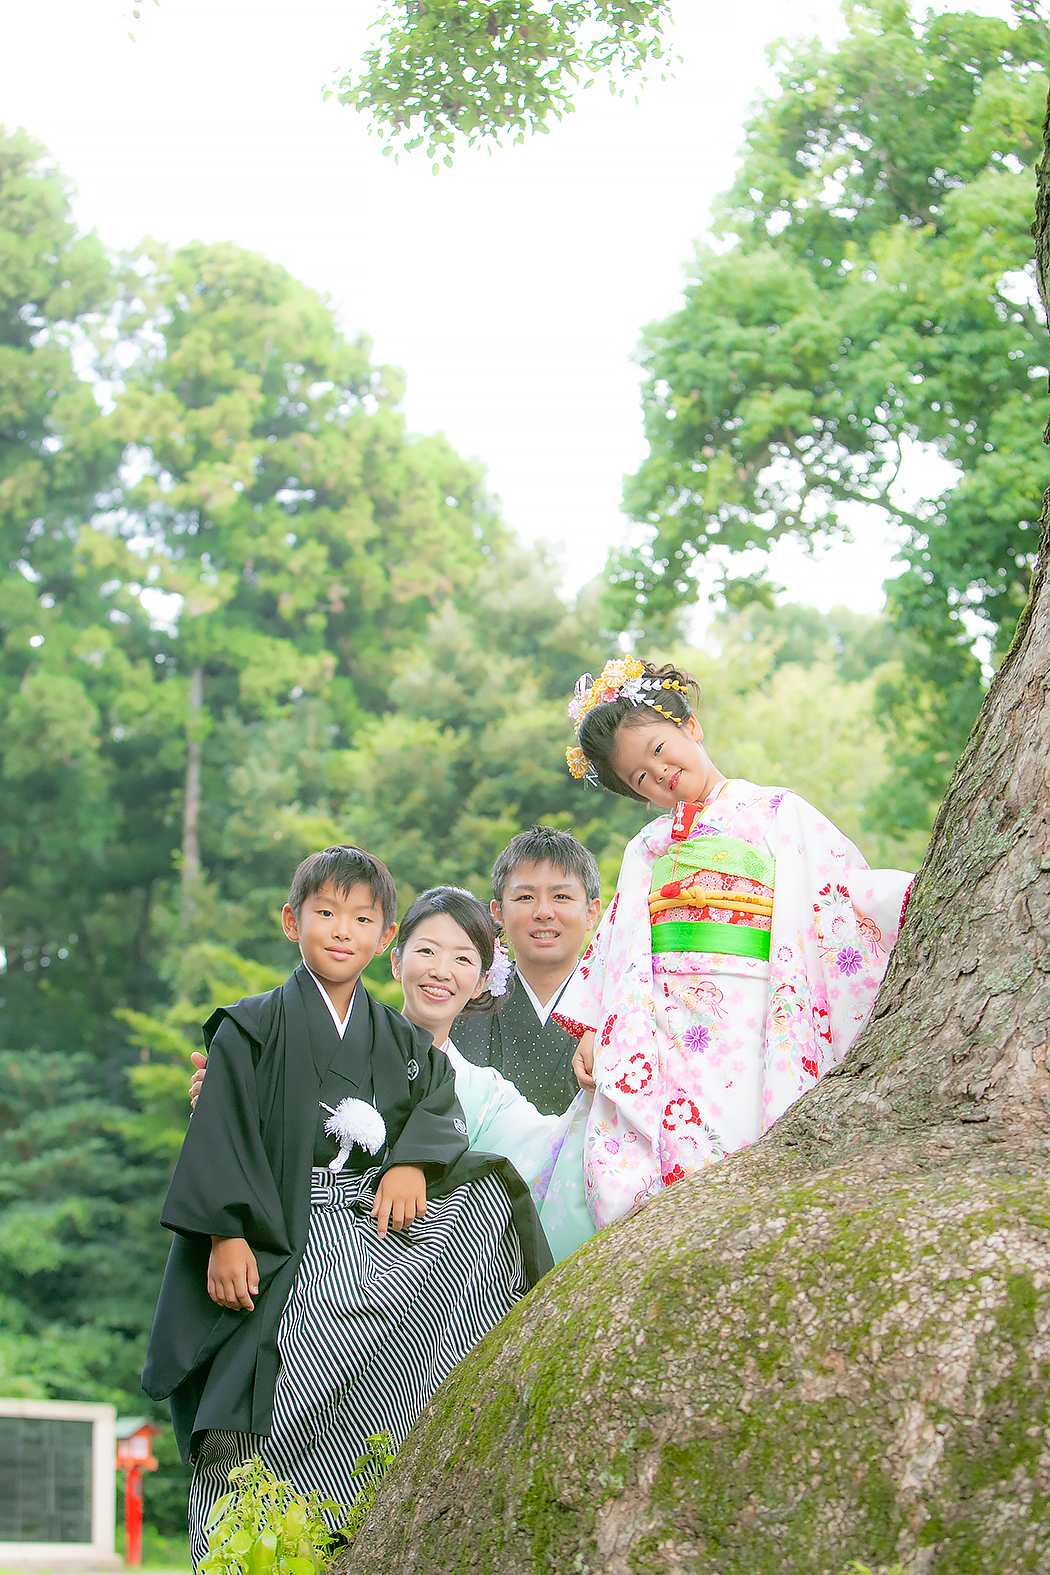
[0,1399,117,1570]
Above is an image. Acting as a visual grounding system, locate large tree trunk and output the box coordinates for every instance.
[181,664,203,915]
[336,96,1050,1575]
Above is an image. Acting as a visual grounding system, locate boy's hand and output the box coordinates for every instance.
[208,1237,259,1311]
[573,1030,596,1092]
[371,1165,427,1238]
[189,1051,207,1109]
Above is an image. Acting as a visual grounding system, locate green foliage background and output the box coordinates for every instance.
[0,0,1042,1542]
[611,0,1047,826]
[335,1,673,164]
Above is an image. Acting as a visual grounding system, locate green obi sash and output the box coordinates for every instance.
[651,831,775,962]
[651,831,775,893]
[650,920,770,961]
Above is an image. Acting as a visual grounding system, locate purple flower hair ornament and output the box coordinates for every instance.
[487,941,513,998]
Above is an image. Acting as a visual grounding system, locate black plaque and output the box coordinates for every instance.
[0,1417,93,1542]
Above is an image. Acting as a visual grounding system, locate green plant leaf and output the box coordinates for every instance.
[206,1494,235,1530]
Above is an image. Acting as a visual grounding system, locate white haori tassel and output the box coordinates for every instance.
[321,1098,387,1173]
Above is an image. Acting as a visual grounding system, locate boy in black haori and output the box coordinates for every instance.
[142,845,551,1567]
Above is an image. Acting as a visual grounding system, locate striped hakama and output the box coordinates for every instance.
[188,1164,525,1565]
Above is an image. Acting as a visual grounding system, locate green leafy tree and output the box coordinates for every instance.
[335,0,671,164]
[0,1045,171,1408]
[0,127,185,1058]
[110,239,503,910]
[610,1,1048,823]
[139,544,645,995]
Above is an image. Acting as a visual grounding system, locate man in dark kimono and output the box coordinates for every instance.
[451,827,602,1114]
[143,846,550,1566]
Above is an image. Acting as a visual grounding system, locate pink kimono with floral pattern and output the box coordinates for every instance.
[554,780,912,1230]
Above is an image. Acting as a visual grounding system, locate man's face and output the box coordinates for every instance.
[282,880,396,989]
[493,860,601,976]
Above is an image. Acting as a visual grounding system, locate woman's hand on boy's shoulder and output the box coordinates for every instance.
[189,1051,207,1110]
[207,1236,259,1311]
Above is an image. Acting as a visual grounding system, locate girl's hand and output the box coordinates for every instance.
[573,1031,596,1092]
[189,1050,207,1109]
[371,1165,428,1238]
[208,1237,259,1311]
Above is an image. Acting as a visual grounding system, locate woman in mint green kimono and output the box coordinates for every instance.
[389,886,593,1264]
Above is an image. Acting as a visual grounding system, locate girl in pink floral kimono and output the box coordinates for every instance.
[554,657,913,1231]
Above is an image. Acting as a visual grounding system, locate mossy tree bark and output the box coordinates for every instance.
[337,92,1050,1575]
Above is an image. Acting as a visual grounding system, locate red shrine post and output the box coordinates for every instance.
[114,1419,160,1567]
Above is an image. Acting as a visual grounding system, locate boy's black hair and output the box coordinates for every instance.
[288,845,397,929]
[578,661,701,802]
[491,826,601,906]
[393,886,503,1016]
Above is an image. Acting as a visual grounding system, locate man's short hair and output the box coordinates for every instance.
[288,845,397,928]
[491,827,601,906]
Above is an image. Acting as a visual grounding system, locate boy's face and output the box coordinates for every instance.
[282,880,396,991]
[492,859,601,977]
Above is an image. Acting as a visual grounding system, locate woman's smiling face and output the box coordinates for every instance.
[610,712,716,808]
[392,911,486,1042]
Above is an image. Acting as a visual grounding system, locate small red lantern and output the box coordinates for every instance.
[115,1418,161,1568]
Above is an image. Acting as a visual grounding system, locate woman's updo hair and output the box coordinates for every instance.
[392,886,506,1015]
[578,661,701,803]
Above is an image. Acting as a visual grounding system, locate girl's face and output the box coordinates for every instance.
[392,911,487,1043]
[611,713,715,808]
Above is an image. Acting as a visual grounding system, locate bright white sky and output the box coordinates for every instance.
[0,0,1018,626]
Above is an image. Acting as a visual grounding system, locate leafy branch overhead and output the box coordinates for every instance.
[609,1,1048,819]
[614,2,1047,635]
[334,0,672,164]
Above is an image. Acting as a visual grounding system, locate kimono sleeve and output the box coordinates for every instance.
[553,828,658,1042]
[160,1015,291,1256]
[381,1035,470,1180]
[762,791,912,1134]
[554,882,622,1038]
[445,1041,565,1182]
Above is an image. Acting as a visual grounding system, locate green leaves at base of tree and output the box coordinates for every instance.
[200,1456,343,1575]
[199,1440,395,1575]
[333,1,671,164]
[340,1432,397,1543]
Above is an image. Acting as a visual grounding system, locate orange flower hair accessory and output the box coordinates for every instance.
[566,745,591,781]
[566,657,647,733]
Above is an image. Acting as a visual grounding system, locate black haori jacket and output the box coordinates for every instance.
[142,965,553,1461]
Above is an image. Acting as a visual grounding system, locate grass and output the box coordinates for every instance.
[116,1525,193,1569]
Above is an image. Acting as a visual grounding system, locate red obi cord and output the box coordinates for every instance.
[671,801,703,842]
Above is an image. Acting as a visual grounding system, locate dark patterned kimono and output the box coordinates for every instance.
[142,965,551,1565]
[451,966,580,1115]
